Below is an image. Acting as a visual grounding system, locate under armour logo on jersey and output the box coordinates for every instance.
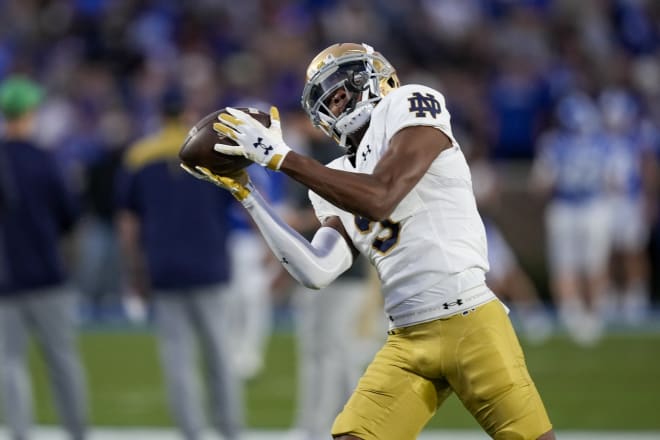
[408,92,442,118]
[361,145,372,161]
[253,137,274,155]
[281,256,289,265]
[442,299,463,310]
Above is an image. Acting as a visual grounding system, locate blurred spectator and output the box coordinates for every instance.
[0,75,88,440]
[470,151,553,344]
[115,87,243,440]
[486,6,553,160]
[226,165,284,381]
[288,246,376,440]
[284,112,381,440]
[599,87,657,326]
[530,90,616,346]
[75,109,132,322]
[647,120,660,303]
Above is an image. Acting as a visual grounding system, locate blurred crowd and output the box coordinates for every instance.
[0,0,659,438]
[0,0,657,157]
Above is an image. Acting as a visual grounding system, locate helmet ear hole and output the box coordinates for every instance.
[348,71,369,92]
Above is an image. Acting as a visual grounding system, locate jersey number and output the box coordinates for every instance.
[354,216,401,254]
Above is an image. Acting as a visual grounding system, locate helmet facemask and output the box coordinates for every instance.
[302,44,399,148]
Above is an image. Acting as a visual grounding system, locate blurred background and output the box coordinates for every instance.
[0,0,659,438]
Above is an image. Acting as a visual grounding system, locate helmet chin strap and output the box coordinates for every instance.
[335,89,375,147]
[336,102,373,135]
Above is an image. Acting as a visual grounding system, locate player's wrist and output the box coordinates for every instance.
[239,185,260,207]
[266,143,291,170]
[233,181,254,202]
[216,177,252,202]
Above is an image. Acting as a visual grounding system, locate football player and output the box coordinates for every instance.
[184,43,555,440]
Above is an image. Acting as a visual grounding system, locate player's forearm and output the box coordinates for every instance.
[280,151,394,221]
[240,189,353,289]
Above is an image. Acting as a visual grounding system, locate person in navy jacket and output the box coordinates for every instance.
[115,87,243,440]
[0,75,88,440]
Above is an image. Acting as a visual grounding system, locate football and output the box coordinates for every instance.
[179,107,270,175]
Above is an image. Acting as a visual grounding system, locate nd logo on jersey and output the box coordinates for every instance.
[408,92,442,118]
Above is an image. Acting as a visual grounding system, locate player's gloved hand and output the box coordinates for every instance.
[180,164,252,202]
[213,106,291,170]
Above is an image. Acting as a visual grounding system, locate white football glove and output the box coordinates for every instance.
[213,106,291,170]
[180,164,253,202]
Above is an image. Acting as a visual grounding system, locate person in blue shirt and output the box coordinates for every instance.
[530,90,616,346]
[468,149,554,345]
[115,87,243,440]
[0,76,88,440]
[599,88,656,326]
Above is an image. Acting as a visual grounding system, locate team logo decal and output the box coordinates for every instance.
[253,137,274,155]
[408,92,442,118]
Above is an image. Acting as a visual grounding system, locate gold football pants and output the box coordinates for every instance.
[332,299,552,439]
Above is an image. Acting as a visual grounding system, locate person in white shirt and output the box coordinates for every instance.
[530,91,615,346]
[599,88,655,326]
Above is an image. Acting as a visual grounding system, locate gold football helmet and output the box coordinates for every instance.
[301,43,399,147]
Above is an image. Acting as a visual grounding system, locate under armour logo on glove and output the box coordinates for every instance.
[253,137,274,155]
[214,106,291,170]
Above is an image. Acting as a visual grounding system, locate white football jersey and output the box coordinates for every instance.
[309,84,494,329]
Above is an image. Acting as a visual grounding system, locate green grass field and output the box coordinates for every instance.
[28,328,660,431]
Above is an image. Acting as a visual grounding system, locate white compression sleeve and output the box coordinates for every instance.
[241,189,353,289]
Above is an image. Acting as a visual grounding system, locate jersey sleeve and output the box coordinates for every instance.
[308,189,340,223]
[307,157,347,223]
[382,84,457,146]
